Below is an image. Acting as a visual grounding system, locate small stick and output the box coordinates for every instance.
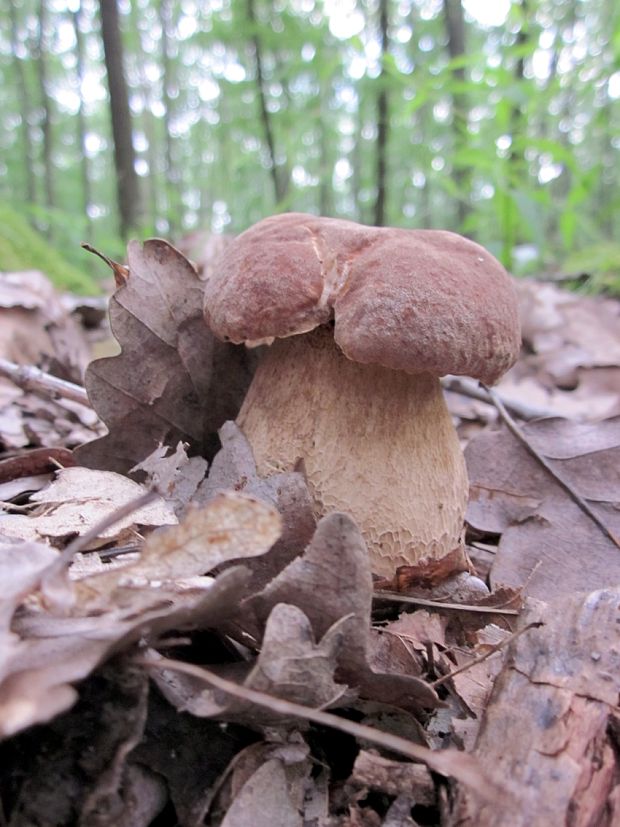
[50,488,159,572]
[482,383,620,550]
[0,358,90,407]
[138,654,515,805]
[430,621,542,689]
[441,376,554,421]
[372,592,520,616]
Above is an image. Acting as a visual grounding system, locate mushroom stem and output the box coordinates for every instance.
[237,326,469,577]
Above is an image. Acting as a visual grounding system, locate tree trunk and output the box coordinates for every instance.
[128,0,159,233]
[374,0,390,226]
[99,0,141,238]
[72,3,92,237]
[159,0,178,233]
[35,0,55,230]
[245,0,288,205]
[442,0,469,229]
[9,0,37,207]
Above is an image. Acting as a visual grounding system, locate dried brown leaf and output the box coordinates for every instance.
[0,467,176,548]
[220,757,306,827]
[196,421,316,588]
[465,417,620,597]
[248,512,439,713]
[350,749,435,807]
[155,602,348,727]
[74,240,255,474]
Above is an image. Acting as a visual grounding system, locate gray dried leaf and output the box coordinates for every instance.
[156,602,348,727]
[248,512,439,713]
[220,758,305,827]
[197,421,316,588]
[465,418,620,598]
[75,240,255,474]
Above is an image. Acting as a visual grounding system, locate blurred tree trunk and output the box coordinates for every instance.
[9,0,36,208]
[72,2,92,238]
[35,0,55,231]
[245,0,288,205]
[159,0,179,233]
[374,0,390,226]
[128,0,159,232]
[442,0,469,228]
[501,0,531,266]
[99,0,141,238]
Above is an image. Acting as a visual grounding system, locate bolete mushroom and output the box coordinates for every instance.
[204,213,520,577]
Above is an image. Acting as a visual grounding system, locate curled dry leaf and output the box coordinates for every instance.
[197,421,316,588]
[0,488,278,738]
[0,566,251,740]
[131,441,208,515]
[0,467,176,548]
[74,239,256,475]
[247,512,439,713]
[497,281,620,421]
[466,417,620,598]
[155,602,348,727]
[72,491,280,612]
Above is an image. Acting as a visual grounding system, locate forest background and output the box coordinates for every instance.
[1,0,619,295]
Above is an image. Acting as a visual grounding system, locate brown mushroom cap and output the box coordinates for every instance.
[204,213,521,385]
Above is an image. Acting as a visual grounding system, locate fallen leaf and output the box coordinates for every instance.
[155,602,348,727]
[220,757,306,827]
[0,467,176,547]
[248,512,439,713]
[131,441,208,515]
[349,749,435,807]
[465,418,620,598]
[0,270,90,380]
[196,421,316,588]
[74,239,256,474]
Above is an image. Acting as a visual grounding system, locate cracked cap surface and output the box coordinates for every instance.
[203,212,521,384]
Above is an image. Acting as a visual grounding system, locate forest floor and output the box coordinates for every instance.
[0,244,618,826]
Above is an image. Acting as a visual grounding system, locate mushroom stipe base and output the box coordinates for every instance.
[237,326,470,578]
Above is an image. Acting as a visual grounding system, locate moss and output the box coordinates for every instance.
[0,205,99,295]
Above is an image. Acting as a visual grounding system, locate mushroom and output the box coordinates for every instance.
[204,213,520,578]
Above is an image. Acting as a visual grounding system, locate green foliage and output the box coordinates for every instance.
[0,0,618,293]
[0,204,99,294]
[562,242,620,296]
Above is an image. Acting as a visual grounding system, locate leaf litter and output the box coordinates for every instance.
[0,243,619,824]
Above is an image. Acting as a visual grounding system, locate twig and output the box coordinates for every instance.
[0,358,90,407]
[372,592,520,616]
[137,654,515,805]
[482,383,620,550]
[441,376,553,421]
[51,489,159,572]
[430,622,542,689]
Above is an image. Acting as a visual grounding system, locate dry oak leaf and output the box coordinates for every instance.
[74,239,255,475]
[0,493,274,737]
[247,512,439,713]
[0,466,176,548]
[196,421,316,589]
[0,565,250,740]
[73,491,281,611]
[465,416,620,598]
[153,602,349,728]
